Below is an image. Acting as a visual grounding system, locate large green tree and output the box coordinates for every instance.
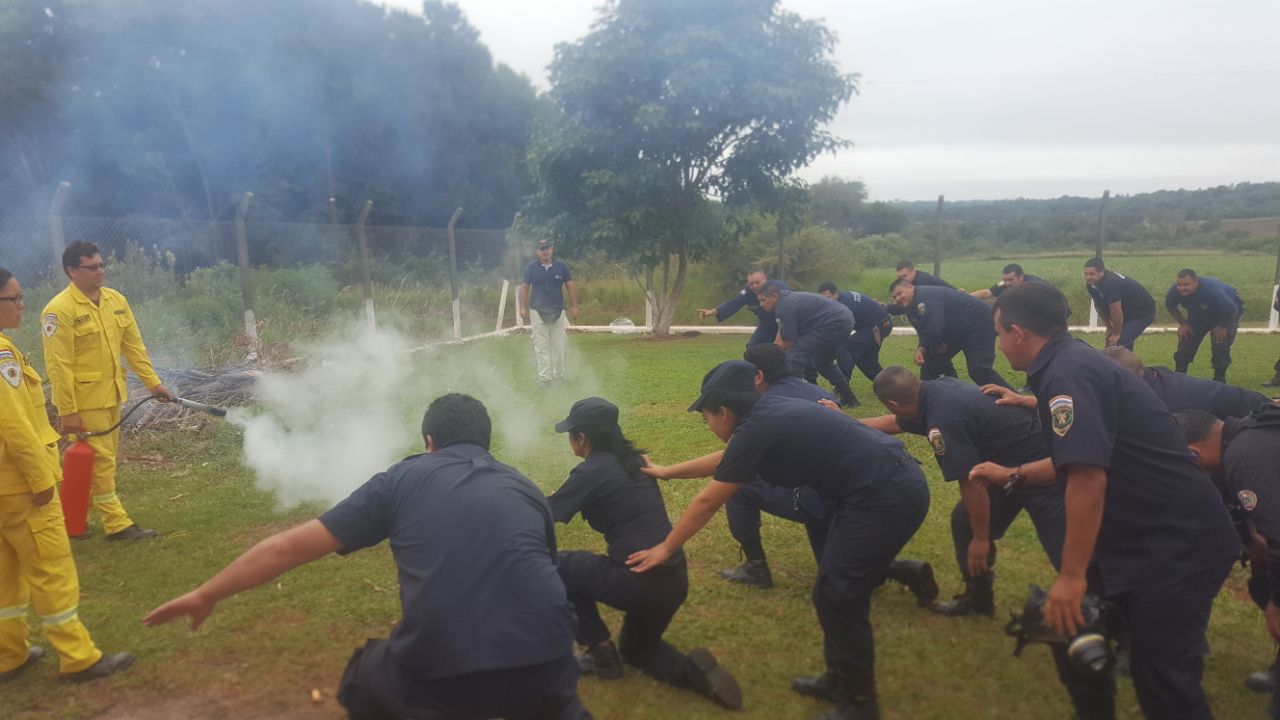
[525,0,856,334]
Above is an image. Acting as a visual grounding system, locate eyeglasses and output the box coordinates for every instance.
[0,294,23,304]
[77,263,108,271]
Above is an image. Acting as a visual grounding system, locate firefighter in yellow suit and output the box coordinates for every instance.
[41,242,170,541]
[0,267,134,681]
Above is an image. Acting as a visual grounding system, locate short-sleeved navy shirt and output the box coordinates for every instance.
[548,452,681,566]
[715,393,916,501]
[834,290,892,330]
[1221,407,1280,603]
[988,275,1046,298]
[904,285,994,353]
[715,280,789,323]
[319,444,576,679]
[1164,276,1243,329]
[522,260,572,312]
[895,378,1047,482]
[762,377,839,517]
[1142,366,1271,419]
[774,291,854,342]
[1025,333,1238,594]
[1087,271,1155,321]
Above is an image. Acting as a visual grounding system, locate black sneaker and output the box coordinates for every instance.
[886,560,938,607]
[0,646,47,681]
[1247,669,1277,693]
[792,671,842,703]
[106,525,158,541]
[60,651,135,683]
[687,648,742,710]
[720,558,773,589]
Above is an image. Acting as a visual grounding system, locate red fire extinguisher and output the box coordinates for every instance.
[58,394,227,537]
[60,438,94,538]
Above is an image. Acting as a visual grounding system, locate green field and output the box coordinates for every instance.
[4,331,1279,720]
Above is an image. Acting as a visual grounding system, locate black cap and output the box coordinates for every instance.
[555,397,619,433]
[687,360,757,412]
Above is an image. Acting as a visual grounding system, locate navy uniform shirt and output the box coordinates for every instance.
[988,275,1046,298]
[895,378,1047,482]
[714,280,789,323]
[1219,405,1280,604]
[1142,366,1270,419]
[774,291,854,342]
[903,285,994,354]
[834,290,892,331]
[910,270,955,290]
[1087,270,1155,321]
[319,444,576,679]
[548,451,682,566]
[715,393,916,501]
[1025,334,1238,594]
[522,259,572,312]
[763,377,839,518]
[1164,276,1243,329]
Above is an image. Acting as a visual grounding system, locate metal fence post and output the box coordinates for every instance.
[355,200,376,331]
[48,181,71,265]
[1095,190,1110,259]
[496,279,510,332]
[447,207,463,340]
[234,192,258,361]
[933,195,944,278]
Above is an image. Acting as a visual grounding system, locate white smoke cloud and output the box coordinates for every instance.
[229,323,610,507]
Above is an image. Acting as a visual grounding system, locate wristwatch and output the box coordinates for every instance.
[1002,466,1026,495]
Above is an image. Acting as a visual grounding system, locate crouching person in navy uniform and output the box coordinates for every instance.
[632,360,929,720]
[145,394,590,720]
[549,397,742,710]
[989,282,1238,720]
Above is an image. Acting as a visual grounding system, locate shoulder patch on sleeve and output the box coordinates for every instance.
[927,427,946,455]
[1049,395,1074,437]
[917,302,927,315]
[0,351,20,388]
[42,313,58,337]
[1239,490,1258,511]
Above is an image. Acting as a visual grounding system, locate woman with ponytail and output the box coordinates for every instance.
[549,397,742,710]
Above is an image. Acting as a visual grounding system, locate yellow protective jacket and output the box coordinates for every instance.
[0,333,59,496]
[41,284,162,415]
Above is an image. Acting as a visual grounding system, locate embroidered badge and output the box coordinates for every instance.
[42,313,58,337]
[917,302,927,315]
[1049,395,1074,437]
[0,350,19,388]
[927,427,946,456]
[1239,490,1258,512]
[73,315,90,326]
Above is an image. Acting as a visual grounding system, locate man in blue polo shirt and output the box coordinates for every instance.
[520,239,579,384]
[817,282,894,386]
[967,263,1046,301]
[1083,258,1156,351]
[1102,346,1270,419]
[144,394,589,720]
[698,270,789,348]
[992,282,1238,720]
[1164,268,1243,382]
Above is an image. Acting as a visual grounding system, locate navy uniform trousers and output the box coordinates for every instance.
[1174,314,1241,376]
[792,324,854,388]
[726,480,830,563]
[949,483,1066,581]
[816,462,929,673]
[920,324,1012,389]
[558,551,707,692]
[836,320,893,383]
[1052,557,1234,720]
[337,638,590,720]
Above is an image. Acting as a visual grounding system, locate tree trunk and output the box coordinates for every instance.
[651,247,688,337]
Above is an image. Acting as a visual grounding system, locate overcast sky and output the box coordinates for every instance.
[377,0,1280,202]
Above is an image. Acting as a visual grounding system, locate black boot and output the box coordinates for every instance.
[1264,369,1280,388]
[578,640,623,680]
[721,557,774,589]
[686,647,743,710]
[885,560,938,606]
[932,575,995,617]
[1247,668,1277,693]
[833,382,861,407]
[1213,371,1227,383]
[812,666,879,720]
[792,671,843,703]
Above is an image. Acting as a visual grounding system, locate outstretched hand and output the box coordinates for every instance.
[981,384,1035,409]
[968,461,1011,488]
[626,544,672,573]
[143,590,215,631]
[639,455,670,480]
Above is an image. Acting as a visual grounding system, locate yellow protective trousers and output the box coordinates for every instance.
[79,405,133,535]
[0,483,102,674]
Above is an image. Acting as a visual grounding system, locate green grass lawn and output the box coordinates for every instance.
[4,330,1279,719]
